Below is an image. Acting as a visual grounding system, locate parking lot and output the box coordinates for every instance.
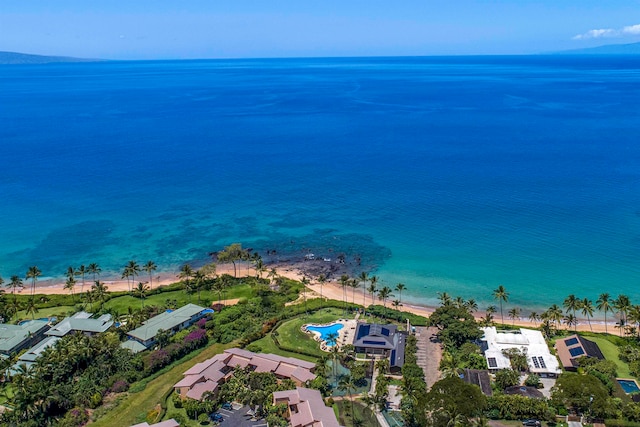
[215,404,267,427]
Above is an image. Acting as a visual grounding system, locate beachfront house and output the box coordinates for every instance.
[174,348,316,400]
[122,303,209,353]
[554,334,605,371]
[273,387,343,427]
[480,327,561,378]
[12,336,60,373]
[45,311,113,337]
[0,319,50,357]
[352,322,407,369]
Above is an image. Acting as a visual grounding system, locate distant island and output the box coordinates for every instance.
[555,41,640,55]
[0,51,103,64]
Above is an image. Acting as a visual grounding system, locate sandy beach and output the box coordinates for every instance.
[22,260,619,334]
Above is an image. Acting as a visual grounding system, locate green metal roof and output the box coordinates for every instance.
[0,320,49,354]
[127,304,206,342]
[120,340,148,354]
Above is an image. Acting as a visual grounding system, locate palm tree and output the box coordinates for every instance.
[492,285,508,325]
[628,305,640,339]
[359,271,369,313]
[563,314,577,331]
[134,282,149,308]
[64,276,76,301]
[84,290,95,311]
[65,266,75,279]
[395,283,406,305]
[92,280,109,309]
[580,298,594,332]
[193,270,206,303]
[563,294,580,322]
[75,265,88,293]
[378,286,394,317]
[267,268,278,285]
[465,298,478,313]
[213,278,225,306]
[508,307,521,326]
[438,292,452,306]
[143,261,157,289]
[317,274,326,305]
[254,258,266,279]
[546,304,563,329]
[392,299,401,310]
[614,295,631,336]
[338,373,357,417]
[368,276,378,306]
[178,264,194,292]
[349,278,359,305]
[301,276,310,315]
[87,263,101,282]
[126,261,140,292]
[596,293,612,335]
[9,275,23,298]
[528,311,539,325]
[339,275,349,314]
[26,266,41,296]
[25,298,38,320]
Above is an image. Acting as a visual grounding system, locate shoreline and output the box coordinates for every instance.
[22,260,620,334]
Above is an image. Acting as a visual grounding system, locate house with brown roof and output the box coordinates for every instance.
[174,348,316,400]
[273,387,343,427]
[554,334,604,371]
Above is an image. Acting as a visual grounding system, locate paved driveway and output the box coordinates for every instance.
[414,326,442,389]
[217,405,267,427]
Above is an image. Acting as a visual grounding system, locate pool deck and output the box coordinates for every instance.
[302,319,358,351]
[616,378,640,394]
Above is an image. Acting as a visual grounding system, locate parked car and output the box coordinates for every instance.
[221,402,233,410]
[210,412,224,422]
[522,420,541,427]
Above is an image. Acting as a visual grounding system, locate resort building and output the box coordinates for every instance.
[555,334,604,371]
[273,387,343,427]
[0,319,50,356]
[123,303,208,352]
[13,336,60,371]
[174,348,316,400]
[46,312,113,337]
[130,419,179,427]
[480,327,561,377]
[352,323,407,369]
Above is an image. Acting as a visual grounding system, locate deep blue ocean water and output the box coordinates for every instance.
[2,55,640,310]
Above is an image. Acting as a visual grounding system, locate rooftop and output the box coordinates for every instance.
[555,334,604,369]
[481,327,561,375]
[0,320,49,354]
[46,312,113,337]
[18,336,60,363]
[127,303,206,342]
[273,387,342,427]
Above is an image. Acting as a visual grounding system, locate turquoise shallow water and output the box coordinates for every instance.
[1,56,640,311]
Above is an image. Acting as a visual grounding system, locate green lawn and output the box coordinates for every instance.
[580,334,632,378]
[15,305,77,320]
[334,400,381,427]
[103,284,254,314]
[91,341,238,427]
[248,334,319,363]
[273,308,349,357]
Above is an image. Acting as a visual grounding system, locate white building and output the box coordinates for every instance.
[480,327,561,377]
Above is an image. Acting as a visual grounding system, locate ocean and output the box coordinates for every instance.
[2,55,640,311]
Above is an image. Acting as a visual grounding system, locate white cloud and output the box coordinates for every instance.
[622,24,640,35]
[573,23,640,40]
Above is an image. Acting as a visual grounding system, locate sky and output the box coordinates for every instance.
[1,1,640,59]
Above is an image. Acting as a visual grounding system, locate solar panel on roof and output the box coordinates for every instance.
[532,357,540,368]
[538,357,546,368]
[569,347,585,357]
[565,337,579,346]
[363,340,385,346]
[487,357,497,368]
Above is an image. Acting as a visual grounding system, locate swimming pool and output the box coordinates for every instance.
[617,379,640,394]
[305,323,344,346]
